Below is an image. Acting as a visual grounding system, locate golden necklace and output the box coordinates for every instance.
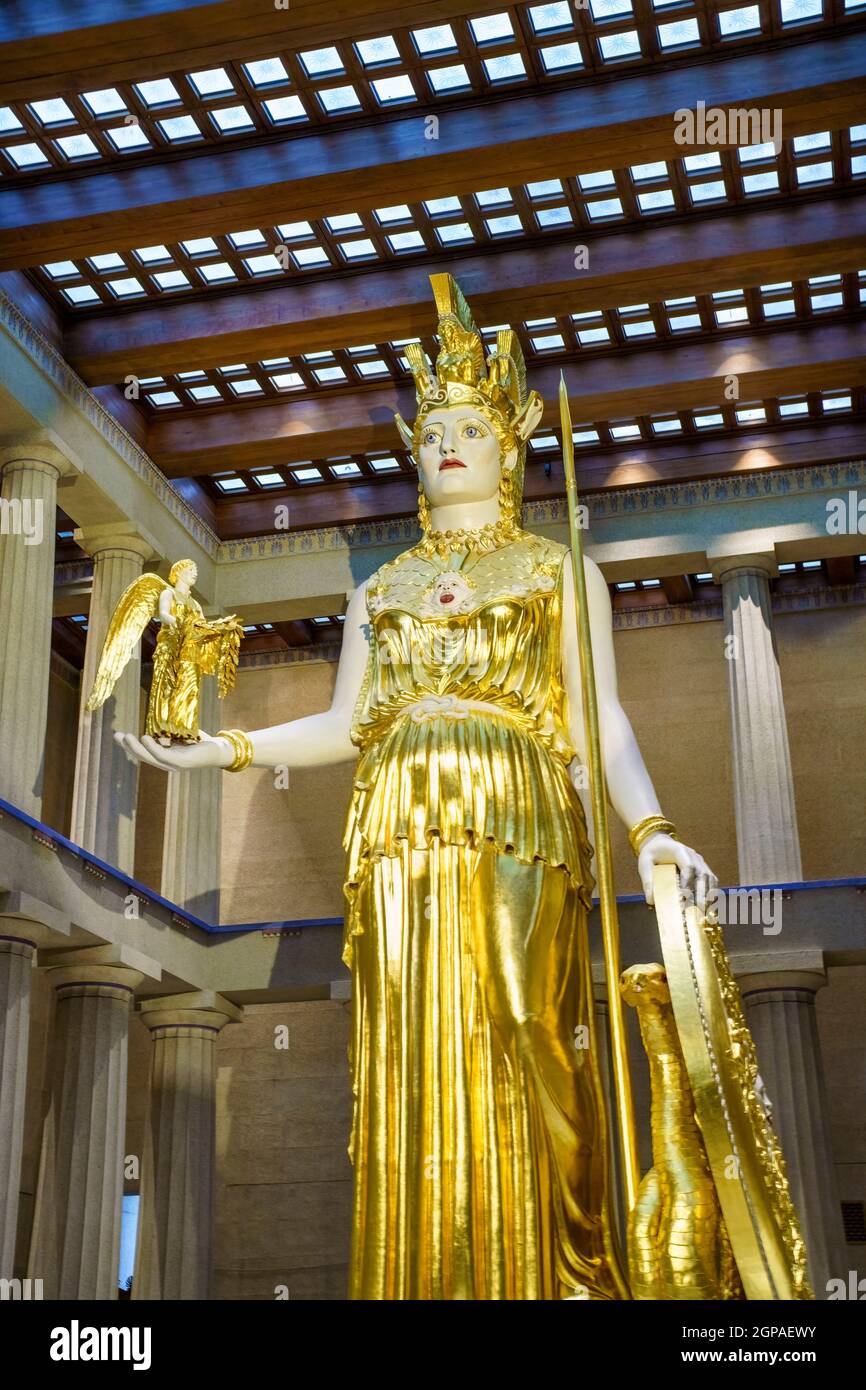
[413,517,521,561]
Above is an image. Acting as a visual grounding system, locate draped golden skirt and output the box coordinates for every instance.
[345,836,626,1300]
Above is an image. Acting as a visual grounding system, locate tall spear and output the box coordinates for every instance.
[559,373,640,1210]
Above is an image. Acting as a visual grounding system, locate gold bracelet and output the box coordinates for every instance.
[628,814,678,856]
[216,728,254,773]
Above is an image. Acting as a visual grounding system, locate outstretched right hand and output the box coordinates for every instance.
[114,730,234,771]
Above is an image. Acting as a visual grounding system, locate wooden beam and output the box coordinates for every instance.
[66,194,866,384]
[825,555,858,585]
[211,420,866,539]
[661,576,695,605]
[2,34,863,269]
[150,323,866,475]
[0,1,505,103]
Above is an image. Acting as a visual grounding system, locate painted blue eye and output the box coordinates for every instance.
[465,426,479,437]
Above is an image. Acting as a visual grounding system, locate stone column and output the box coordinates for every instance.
[0,935,35,1277]
[28,944,160,1299]
[0,893,71,1278]
[0,443,68,817]
[714,556,802,883]
[736,953,848,1297]
[160,678,222,922]
[133,991,241,1301]
[70,526,155,873]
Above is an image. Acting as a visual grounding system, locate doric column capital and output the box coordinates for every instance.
[732,949,827,997]
[139,989,242,1035]
[0,439,72,479]
[73,523,157,565]
[0,891,71,949]
[39,942,161,996]
[707,548,778,585]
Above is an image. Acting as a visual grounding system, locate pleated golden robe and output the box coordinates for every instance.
[343,531,626,1300]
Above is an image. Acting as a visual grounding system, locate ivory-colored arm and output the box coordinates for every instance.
[562,555,717,907]
[115,580,370,772]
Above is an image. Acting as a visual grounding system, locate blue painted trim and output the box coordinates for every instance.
[2,796,862,937]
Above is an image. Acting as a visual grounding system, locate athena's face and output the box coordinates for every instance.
[177,563,197,591]
[416,407,515,509]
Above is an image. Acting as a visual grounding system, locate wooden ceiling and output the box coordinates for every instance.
[2,0,865,540]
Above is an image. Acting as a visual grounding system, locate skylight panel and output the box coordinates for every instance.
[244,57,290,87]
[29,97,74,125]
[376,204,412,223]
[153,269,191,291]
[159,115,201,141]
[135,244,172,263]
[735,405,766,424]
[796,161,833,185]
[292,246,331,268]
[689,180,727,203]
[585,197,623,220]
[637,188,675,212]
[243,253,284,275]
[388,231,426,252]
[106,124,150,151]
[651,417,683,434]
[485,215,523,235]
[742,171,780,193]
[694,410,724,429]
[530,433,558,451]
[313,366,347,384]
[590,0,633,17]
[228,229,266,248]
[261,95,306,122]
[148,391,180,408]
[326,213,364,232]
[578,169,616,191]
[622,318,656,338]
[340,239,378,260]
[5,143,50,168]
[598,30,641,60]
[536,206,573,227]
[437,222,474,244]
[189,68,234,97]
[529,3,574,31]
[89,252,125,271]
[330,461,362,478]
[540,43,583,71]
[657,18,700,48]
[372,75,416,103]
[630,162,667,182]
[718,5,761,34]
[483,53,526,81]
[668,312,702,331]
[292,466,324,483]
[177,370,207,380]
[368,457,401,473]
[527,179,564,198]
[188,384,222,402]
[610,422,641,440]
[134,79,181,107]
[683,152,721,173]
[412,24,458,54]
[356,36,400,65]
[476,187,512,206]
[63,284,101,305]
[278,221,314,239]
[253,471,286,487]
[572,428,600,445]
[470,13,515,42]
[715,304,749,325]
[43,260,79,278]
[215,475,248,492]
[182,237,218,256]
[355,359,389,377]
[55,134,99,160]
[778,398,809,416]
[762,299,795,317]
[738,142,777,163]
[198,261,236,283]
[271,372,304,390]
[82,88,126,116]
[576,326,611,345]
[428,64,471,92]
[0,107,23,133]
[229,379,264,396]
[822,392,851,411]
[424,196,462,215]
[300,47,344,76]
[780,0,823,21]
[793,131,831,153]
[211,105,255,133]
[531,332,565,351]
[318,86,361,113]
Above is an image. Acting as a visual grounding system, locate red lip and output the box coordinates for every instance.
[439,459,467,471]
